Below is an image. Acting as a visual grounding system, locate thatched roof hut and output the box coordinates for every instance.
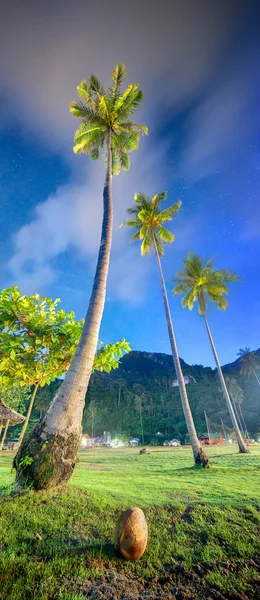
[0,396,26,426]
[0,396,26,450]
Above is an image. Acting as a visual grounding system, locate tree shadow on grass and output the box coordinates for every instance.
[31,535,117,563]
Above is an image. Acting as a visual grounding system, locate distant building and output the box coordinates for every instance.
[129,437,140,446]
[199,433,223,445]
[80,434,93,448]
[163,439,181,447]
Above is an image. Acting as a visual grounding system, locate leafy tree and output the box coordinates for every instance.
[172,253,248,453]
[237,347,260,386]
[0,287,82,450]
[121,192,209,466]
[15,64,147,490]
[1,385,30,415]
[0,288,130,457]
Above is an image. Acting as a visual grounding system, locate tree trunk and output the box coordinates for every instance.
[0,420,10,451]
[232,400,243,433]
[152,239,209,467]
[203,315,248,453]
[0,419,3,437]
[140,407,144,445]
[238,404,249,439]
[14,131,113,489]
[16,384,39,452]
[253,369,260,386]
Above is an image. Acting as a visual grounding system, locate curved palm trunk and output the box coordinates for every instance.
[152,240,209,466]
[203,315,248,453]
[0,420,10,451]
[16,384,39,452]
[15,131,113,489]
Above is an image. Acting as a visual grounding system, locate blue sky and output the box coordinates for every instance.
[0,0,259,367]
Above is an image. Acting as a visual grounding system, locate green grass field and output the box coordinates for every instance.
[0,445,260,599]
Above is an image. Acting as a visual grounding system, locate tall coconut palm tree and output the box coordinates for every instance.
[237,347,260,386]
[172,253,248,453]
[121,192,209,466]
[15,64,148,489]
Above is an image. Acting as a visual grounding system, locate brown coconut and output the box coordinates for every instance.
[114,507,148,560]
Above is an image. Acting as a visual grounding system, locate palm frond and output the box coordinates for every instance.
[129,230,142,242]
[141,234,152,256]
[157,225,174,244]
[70,102,105,125]
[140,223,149,239]
[98,95,111,120]
[114,86,144,119]
[120,121,148,135]
[119,151,130,171]
[73,124,105,154]
[154,233,164,256]
[89,74,104,94]
[159,200,182,222]
[151,192,167,209]
[112,64,126,88]
[112,129,140,153]
[90,148,100,160]
[120,219,140,229]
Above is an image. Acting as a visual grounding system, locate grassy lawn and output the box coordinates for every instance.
[0,445,260,599]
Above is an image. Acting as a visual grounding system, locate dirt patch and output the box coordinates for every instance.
[64,559,260,600]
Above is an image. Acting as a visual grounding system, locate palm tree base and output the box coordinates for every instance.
[238,444,249,454]
[13,422,80,490]
[195,447,210,467]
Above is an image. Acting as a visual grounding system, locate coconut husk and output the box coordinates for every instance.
[0,395,26,425]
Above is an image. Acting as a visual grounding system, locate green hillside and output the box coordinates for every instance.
[9,349,259,445]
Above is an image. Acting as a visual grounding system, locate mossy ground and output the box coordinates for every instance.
[0,445,260,599]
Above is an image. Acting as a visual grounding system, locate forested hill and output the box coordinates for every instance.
[27,349,260,444]
[81,350,260,441]
[108,349,260,380]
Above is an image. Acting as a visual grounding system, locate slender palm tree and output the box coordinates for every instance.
[224,376,249,437]
[121,192,209,466]
[237,347,260,386]
[15,64,148,489]
[116,378,126,406]
[135,394,145,444]
[172,253,248,453]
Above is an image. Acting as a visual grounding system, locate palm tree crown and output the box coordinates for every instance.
[172,253,238,315]
[237,347,260,377]
[70,64,148,174]
[120,191,182,254]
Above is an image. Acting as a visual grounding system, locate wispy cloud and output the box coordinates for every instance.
[1,0,258,301]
